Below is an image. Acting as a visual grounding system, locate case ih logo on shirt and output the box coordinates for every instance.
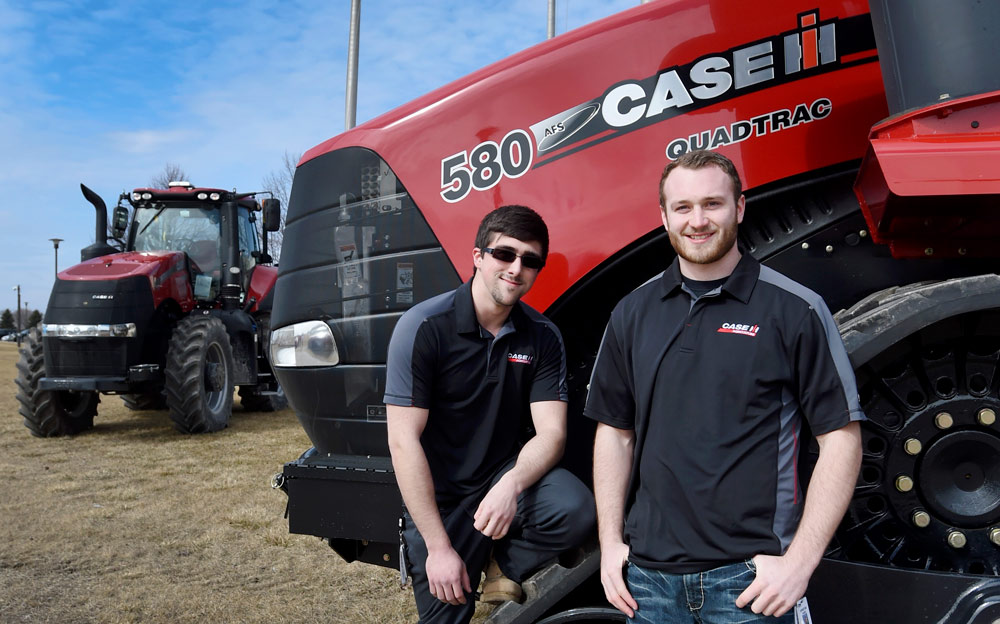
[508,352,534,364]
[718,322,760,337]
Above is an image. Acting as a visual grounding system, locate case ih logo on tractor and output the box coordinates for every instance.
[16,181,286,437]
[270,1,1000,622]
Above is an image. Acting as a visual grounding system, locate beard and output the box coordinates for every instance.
[667,219,738,265]
[486,272,526,308]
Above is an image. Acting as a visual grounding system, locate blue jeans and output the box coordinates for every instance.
[625,559,794,624]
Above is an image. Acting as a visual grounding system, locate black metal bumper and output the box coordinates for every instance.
[280,449,402,569]
[39,364,161,392]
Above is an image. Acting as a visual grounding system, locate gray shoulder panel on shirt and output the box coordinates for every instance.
[384,289,456,405]
[757,266,864,420]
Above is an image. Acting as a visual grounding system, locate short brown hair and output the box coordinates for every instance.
[475,205,549,262]
[658,150,742,210]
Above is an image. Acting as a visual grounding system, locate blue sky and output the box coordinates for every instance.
[0,0,636,316]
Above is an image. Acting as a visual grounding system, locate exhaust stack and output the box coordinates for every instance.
[854,0,1000,259]
[869,0,1000,115]
[79,184,119,261]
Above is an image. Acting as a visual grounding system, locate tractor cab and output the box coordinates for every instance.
[118,182,280,307]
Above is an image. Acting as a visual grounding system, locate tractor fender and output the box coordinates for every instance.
[246,265,278,314]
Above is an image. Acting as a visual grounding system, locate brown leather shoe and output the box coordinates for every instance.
[480,558,523,604]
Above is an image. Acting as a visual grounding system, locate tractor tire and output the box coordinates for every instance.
[14,327,99,437]
[121,391,167,411]
[164,315,234,434]
[238,384,288,412]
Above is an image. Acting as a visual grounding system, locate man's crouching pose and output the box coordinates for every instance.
[385,205,595,624]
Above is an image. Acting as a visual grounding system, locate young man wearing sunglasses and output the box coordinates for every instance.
[385,205,595,624]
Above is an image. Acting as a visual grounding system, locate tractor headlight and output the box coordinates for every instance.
[270,321,340,367]
[42,323,137,338]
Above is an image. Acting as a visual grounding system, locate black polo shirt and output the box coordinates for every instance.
[585,253,864,573]
[384,280,568,508]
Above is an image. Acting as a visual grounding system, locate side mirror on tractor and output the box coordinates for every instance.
[262,199,281,232]
[111,205,129,240]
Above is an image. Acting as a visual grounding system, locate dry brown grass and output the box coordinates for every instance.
[0,341,425,623]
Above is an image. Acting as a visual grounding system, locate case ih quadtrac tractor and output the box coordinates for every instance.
[16,182,286,437]
[270,0,1000,621]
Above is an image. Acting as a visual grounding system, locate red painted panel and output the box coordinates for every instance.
[247,265,278,314]
[855,90,1000,258]
[302,0,887,310]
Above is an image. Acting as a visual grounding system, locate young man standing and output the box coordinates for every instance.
[587,151,864,622]
[385,205,595,624]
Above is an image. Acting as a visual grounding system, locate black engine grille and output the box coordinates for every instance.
[45,339,128,377]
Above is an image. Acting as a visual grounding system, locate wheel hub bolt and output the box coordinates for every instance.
[978,408,997,426]
[903,438,923,455]
[991,528,1000,546]
[935,412,954,429]
[912,510,931,528]
[947,530,967,549]
[896,475,915,492]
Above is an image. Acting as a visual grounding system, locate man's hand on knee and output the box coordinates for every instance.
[426,545,472,605]
[735,553,810,617]
[474,476,519,539]
[600,541,637,618]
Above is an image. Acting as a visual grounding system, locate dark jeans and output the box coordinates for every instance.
[403,464,595,624]
[625,559,795,624]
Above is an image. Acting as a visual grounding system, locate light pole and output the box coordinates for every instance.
[49,238,64,278]
[345,0,360,130]
[12,285,20,346]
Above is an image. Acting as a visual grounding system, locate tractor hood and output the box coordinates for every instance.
[57,251,194,312]
[60,250,186,280]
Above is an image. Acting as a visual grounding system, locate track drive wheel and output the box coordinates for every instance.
[823,276,1000,577]
[14,327,99,437]
[238,384,287,412]
[121,391,167,411]
[165,315,234,433]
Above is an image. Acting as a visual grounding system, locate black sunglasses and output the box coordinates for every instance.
[483,247,545,270]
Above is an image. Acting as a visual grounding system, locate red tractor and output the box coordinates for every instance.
[16,182,285,436]
[271,0,1000,621]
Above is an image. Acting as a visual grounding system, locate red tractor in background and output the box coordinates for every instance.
[15,182,286,437]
